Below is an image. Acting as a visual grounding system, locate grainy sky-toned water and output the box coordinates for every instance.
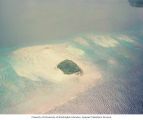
[0,0,143,47]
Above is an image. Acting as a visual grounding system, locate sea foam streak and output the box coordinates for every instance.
[9,43,101,113]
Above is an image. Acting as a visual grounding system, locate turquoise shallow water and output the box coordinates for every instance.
[0,33,143,114]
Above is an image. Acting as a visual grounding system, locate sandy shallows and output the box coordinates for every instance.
[9,43,101,113]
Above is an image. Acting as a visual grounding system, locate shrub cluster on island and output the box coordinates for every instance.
[57,59,82,75]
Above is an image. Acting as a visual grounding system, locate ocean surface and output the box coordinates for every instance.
[0,0,143,114]
[0,32,143,114]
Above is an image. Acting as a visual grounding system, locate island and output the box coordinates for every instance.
[57,59,82,75]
